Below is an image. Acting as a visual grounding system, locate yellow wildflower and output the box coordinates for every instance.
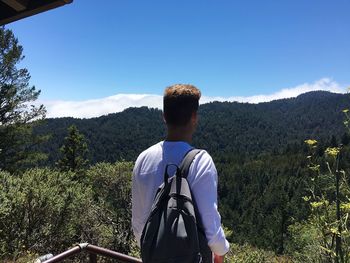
[325,147,340,157]
[342,109,349,113]
[311,200,329,208]
[330,228,339,235]
[304,139,317,146]
[302,196,311,202]
[340,202,350,212]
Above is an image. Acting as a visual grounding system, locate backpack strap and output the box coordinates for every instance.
[178,148,201,178]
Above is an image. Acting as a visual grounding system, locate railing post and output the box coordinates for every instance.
[89,252,97,263]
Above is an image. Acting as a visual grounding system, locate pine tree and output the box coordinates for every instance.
[0,27,46,173]
[57,125,89,176]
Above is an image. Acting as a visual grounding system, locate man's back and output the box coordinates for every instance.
[132,140,229,256]
[132,141,191,243]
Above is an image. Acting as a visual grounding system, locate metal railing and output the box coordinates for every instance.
[37,243,142,263]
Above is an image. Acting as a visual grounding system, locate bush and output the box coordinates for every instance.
[0,162,135,261]
[0,168,93,260]
[285,221,325,263]
[85,162,134,254]
[226,243,292,263]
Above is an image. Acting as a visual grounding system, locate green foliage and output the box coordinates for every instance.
[35,107,164,165]
[57,125,89,176]
[0,27,46,173]
[0,168,92,260]
[290,108,350,263]
[226,243,291,263]
[301,142,350,262]
[0,162,134,262]
[218,152,310,253]
[86,162,134,254]
[285,221,321,262]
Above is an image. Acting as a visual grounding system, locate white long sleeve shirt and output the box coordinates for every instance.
[132,141,230,256]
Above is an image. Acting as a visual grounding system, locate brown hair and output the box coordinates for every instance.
[163,84,201,126]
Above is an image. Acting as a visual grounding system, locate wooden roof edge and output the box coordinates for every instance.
[0,0,73,26]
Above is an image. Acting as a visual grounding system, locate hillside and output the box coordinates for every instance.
[11,90,350,256]
[34,91,350,166]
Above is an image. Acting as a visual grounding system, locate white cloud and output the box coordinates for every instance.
[39,78,346,119]
[42,94,163,119]
[201,78,345,104]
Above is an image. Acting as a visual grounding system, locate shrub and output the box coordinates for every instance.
[285,221,321,263]
[226,243,292,263]
[86,162,134,254]
[0,168,93,260]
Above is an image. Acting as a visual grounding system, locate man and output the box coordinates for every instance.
[132,84,229,263]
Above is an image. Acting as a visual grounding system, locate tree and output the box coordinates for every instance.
[57,125,89,176]
[0,26,46,172]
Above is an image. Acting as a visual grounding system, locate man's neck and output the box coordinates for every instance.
[166,128,192,144]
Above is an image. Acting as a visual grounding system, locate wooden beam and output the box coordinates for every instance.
[1,0,28,12]
[0,0,73,26]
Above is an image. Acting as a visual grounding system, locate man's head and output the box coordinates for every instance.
[163,84,201,128]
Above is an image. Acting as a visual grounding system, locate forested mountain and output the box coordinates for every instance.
[34,91,350,166]
[2,90,346,260]
[31,91,350,256]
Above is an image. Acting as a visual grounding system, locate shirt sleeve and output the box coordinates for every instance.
[131,157,144,247]
[188,151,230,256]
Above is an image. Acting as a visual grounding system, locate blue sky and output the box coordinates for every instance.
[5,0,350,117]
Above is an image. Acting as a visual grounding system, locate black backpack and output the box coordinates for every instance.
[140,149,212,263]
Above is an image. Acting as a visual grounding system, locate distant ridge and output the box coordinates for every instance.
[295,90,343,100]
[34,91,350,165]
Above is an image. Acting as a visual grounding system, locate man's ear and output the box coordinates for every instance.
[191,111,198,125]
